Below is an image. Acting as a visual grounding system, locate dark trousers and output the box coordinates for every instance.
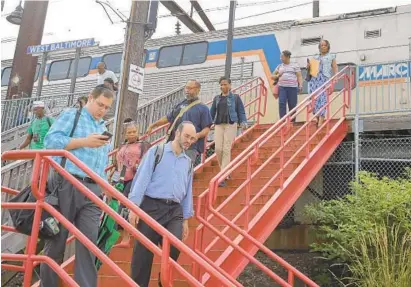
[279,86,298,122]
[131,196,183,287]
[40,174,102,287]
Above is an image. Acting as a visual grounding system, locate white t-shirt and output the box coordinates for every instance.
[97,70,118,85]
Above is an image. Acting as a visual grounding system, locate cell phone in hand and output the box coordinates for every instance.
[101,131,113,139]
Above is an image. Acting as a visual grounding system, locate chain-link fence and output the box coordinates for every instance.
[287,136,411,226]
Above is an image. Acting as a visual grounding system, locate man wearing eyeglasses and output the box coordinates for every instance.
[40,86,114,287]
[145,80,213,165]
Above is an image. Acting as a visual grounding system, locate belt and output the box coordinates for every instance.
[146,196,178,205]
[71,174,96,184]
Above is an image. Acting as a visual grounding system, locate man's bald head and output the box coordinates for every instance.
[187,80,201,89]
[175,121,197,151]
[97,62,106,74]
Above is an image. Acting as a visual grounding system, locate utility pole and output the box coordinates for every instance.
[225,0,236,79]
[6,1,48,99]
[113,0,152,147]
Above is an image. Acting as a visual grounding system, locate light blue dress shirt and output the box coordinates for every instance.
[129,142,194,219]
[44,107,110,180]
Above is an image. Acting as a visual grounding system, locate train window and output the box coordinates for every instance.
[69,57,92,78]
[1,64,40,86]
[157,45,183,68]
[48,59,71,81]
[1,67,12,86]
[102,53,122,74]
[181,42,208,65]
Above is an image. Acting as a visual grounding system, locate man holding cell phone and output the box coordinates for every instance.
[40,86,114,287]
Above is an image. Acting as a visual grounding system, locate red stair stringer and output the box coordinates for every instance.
[206,119,348,285]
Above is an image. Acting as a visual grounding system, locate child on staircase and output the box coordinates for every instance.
[109,118,150,247]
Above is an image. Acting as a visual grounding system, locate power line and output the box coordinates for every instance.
[214,1,312,25]
[156,0,295,19]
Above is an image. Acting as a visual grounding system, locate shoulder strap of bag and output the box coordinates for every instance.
[119,165,127,181]
[61,108,82,168]
[46,117,52,127]
[153,143,165,173]
[166,100,201,139]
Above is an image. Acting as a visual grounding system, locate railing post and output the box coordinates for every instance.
[326,88,331,135]
[280,126,284,188]
[245,157,251,231]
[193,196,205,280]
[305,105,310,158]
[354,65,361,182]
[160,237,171,287]
[288,271,295,285]
[343,76,347,117]
[257,84,261,124]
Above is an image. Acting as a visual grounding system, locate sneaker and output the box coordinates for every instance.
[218,181,227,187]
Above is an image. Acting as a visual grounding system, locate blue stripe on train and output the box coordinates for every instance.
[144,34,281,72]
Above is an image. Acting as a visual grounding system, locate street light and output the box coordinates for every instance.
[6,1,23,25]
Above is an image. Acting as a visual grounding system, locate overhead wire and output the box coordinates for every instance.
[213,1,313,25]
[156,0,296,19]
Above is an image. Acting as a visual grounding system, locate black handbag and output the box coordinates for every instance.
[9,184,60,239]
[305,68,312,82]
[305,58,312,82]
[8,108,82,239]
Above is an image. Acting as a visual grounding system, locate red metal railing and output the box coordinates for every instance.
[1,77,268,287]
[1,151,236,287]
[105,77,268,173]
[194,66,354,286]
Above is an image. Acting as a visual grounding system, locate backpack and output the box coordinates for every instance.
[153,143,193,176]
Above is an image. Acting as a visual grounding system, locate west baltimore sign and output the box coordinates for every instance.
[358,62,410,86]
[27,38,95,55]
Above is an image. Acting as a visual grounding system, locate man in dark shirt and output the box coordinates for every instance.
[145,80,213,164]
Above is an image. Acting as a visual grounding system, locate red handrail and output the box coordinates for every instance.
[194,66,354,285]
[1,254,79,287]
[1,77,268,287]
[105,77,268,173]
[1,150,236,287]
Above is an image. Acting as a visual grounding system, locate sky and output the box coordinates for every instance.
[2,0,411,60]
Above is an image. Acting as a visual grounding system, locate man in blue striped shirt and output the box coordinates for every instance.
[40,86,114,287]
[128,121,197,287]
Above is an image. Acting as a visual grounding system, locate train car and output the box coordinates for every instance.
[2,4,410,122]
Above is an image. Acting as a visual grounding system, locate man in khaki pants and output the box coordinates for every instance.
[210,76,247,187]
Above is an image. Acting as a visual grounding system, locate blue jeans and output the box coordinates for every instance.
[279,86,298,122]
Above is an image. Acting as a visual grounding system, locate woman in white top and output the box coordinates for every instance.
[271,50,303,122]
[307,40,338,127]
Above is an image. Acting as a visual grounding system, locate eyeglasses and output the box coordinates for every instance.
[94,99,111,111]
